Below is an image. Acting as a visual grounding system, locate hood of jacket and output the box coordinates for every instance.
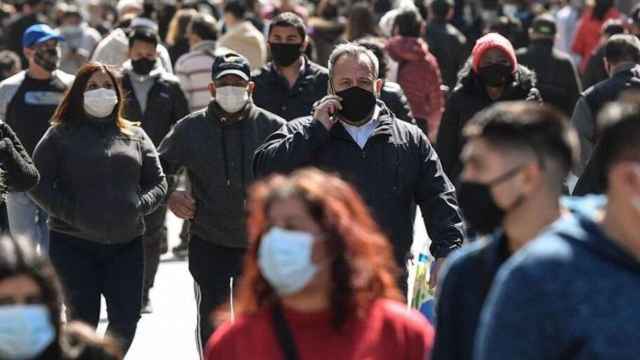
[386,36,429,63]
[454,59,539,99]
[549,196,640,274]
[471,32,518,74]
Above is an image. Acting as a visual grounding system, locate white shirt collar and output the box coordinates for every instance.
[341,105,380,149]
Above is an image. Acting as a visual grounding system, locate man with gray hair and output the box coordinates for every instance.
[254,43,464,288]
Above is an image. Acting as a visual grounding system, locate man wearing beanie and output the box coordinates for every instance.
[436,33,541,184]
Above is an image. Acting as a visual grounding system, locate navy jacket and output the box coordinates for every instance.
[253,101,464,264]
[476,198,640,360]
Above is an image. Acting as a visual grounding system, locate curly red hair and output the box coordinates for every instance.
[233,168,402,329]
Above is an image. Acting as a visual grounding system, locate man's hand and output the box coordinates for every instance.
[429,258,446,289]
[313,95,342,130]
[168,190,196,219]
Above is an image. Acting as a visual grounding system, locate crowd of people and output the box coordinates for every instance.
[0,0,638,358]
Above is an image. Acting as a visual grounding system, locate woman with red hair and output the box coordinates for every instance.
[205,168,434,359]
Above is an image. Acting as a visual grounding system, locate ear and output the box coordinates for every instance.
[247,81,255,94]
[374,78,383,97]
[604,58,611,77]
[301,37,309,52]
[208,83,216,98]
[519,162,542,193]
[23,47,33,59]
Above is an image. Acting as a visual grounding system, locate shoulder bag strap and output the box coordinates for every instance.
[271,303,301,360]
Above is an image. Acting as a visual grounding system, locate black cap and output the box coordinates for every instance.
[211,52,251,81]
[428,0,454,6]
[531,14,556,37]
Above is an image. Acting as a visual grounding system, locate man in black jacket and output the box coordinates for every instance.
[254,43,464,289]
[251,12,329,121]
[516,14,582,117]
[120,27,190,314]
[425,0,468,91]
[436,33,541,183]
[159,53,286,356]
[571,34,640,176]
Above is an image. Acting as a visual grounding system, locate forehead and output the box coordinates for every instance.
[479,48,510,65]
[269,25,302,39]
[130,40,156,51]
[87,70,114,84]
[463,137,509,164]
[0,274,41,297]
[34,39,59,48]
[332,53,375,79]
[215,74,247,84]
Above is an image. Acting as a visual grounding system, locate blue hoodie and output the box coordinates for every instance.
[432,196,605,360]
[474,196,640,360]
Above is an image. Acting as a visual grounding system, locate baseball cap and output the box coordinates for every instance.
[22,24,64,48]
[212,52,251,81]
[531,14,556,37]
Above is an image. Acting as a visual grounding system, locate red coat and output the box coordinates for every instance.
[571,7,621,72]
[386,36,444,139]
[205,299,434,360]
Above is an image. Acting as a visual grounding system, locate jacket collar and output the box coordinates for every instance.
[206,101,254,126]
[192,40,217,53]
[267,57,316,85]
[329,101,394,142]
[611,63,640,78]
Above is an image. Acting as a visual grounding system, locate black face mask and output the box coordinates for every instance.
[335,86,377,126]
[34,47,59,72]
[477,63,513,87]
[270,43,302,67]
[457,166,524,235]
[131,58,155,75]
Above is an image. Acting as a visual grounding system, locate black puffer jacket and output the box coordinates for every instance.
[254,101,464,264]
[436,62,541,182]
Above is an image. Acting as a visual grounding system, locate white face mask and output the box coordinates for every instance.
[83,88,118,118]
[258,227,318,296]
[216,86,249,114]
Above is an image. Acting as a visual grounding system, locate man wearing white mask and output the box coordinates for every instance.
[158,52,286,356]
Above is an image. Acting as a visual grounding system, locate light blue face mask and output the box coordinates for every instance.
[258,227,318,296]
[0,304,55,360]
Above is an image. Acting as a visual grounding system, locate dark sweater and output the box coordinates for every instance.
[159,102,286,248]
[475,198,640,360]
[29,121,166,244]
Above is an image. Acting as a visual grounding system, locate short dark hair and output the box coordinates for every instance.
[189,14,218,41]
[393,7,423,38]
[429,0,452,20]
[604,34,640,64]
[128,27,159,49]
[594,93,640,189]
[268,12,306,40]
[355,37,388,79]
[464,101,579,191]
[601,18,626,37]
[224,0,248,20]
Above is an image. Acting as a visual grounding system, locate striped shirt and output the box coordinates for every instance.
[175,40,218,112]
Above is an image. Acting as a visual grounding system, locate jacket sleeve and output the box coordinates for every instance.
[435,94,462,180]
[171,82,191,126]
[175,62,194,110]
[415,133,464,259]
[28,127,75,224]
[570,96,595,176]
[158,120,189,194]
[138,130,167,215]
[252,119,331,178]
[564,61,583,116]
[0,122,39,192]
[425,58,445,140]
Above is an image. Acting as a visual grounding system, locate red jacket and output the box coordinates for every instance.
[572,7,621,72]
[386,36,444,139]
[205,299,434,360]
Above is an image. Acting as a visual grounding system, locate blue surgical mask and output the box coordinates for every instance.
[258,227,318,295]
[0,304,55,360]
